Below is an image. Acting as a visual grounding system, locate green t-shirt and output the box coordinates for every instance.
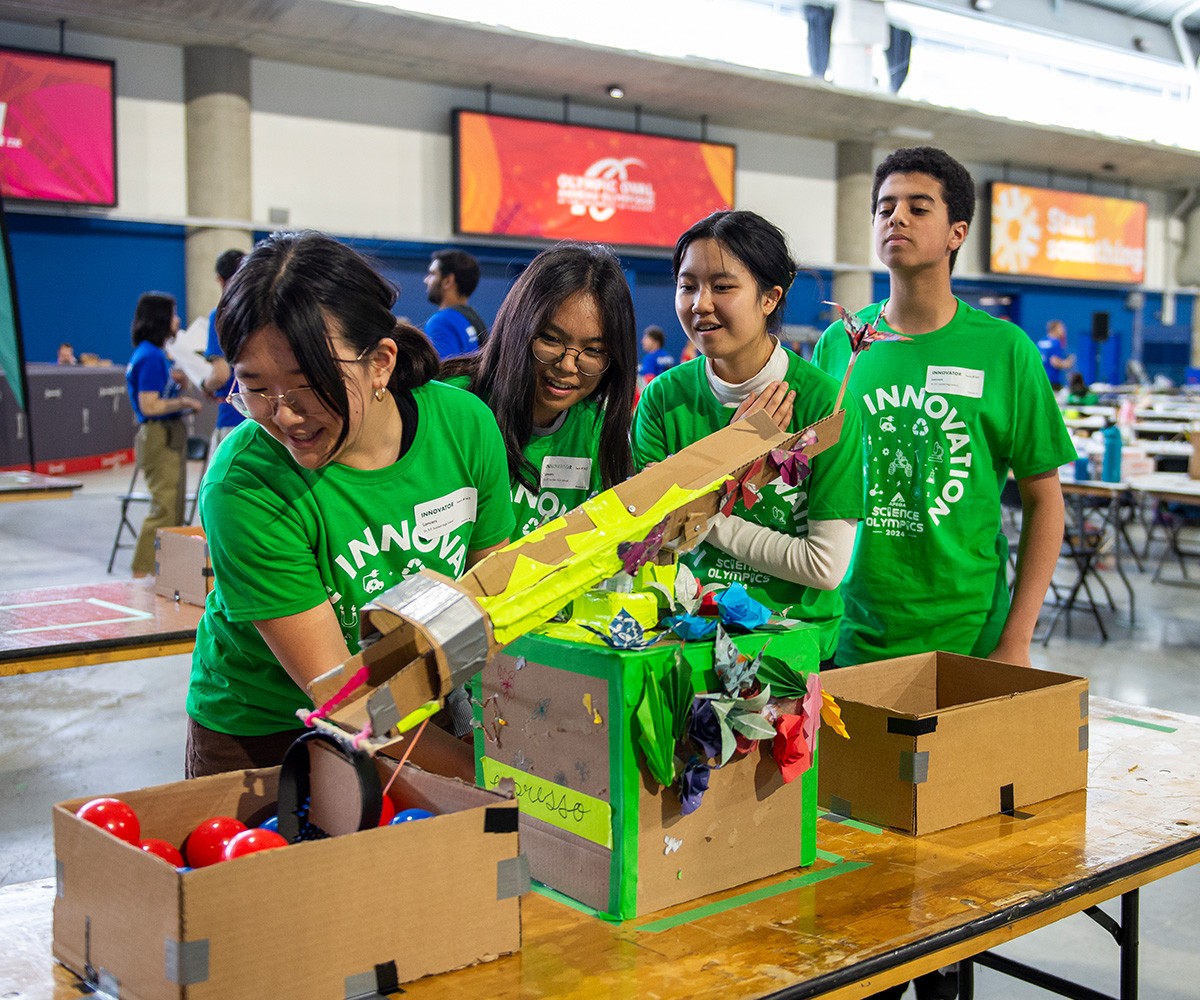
[444,375,605,539]
[631,351,864,661]
[187,380,515,736]
[811,299,1077,665]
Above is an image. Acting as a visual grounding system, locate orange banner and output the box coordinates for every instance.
[454,111,735,249]
[988,183,1146,285]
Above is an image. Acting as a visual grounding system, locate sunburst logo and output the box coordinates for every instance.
[992,186,1043,273]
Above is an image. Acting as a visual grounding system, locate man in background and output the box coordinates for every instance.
[423,248,489,359]
[200,249,246,447]
[56,342,78,365]
[638,325,676,383]
[1037,319,1075,390]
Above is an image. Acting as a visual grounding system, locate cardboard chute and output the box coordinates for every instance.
[306,408,845,752]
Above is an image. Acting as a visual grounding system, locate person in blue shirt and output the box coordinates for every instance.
[638,325,676,383]
[423,248,489,359]
[124,292,203,576]
[200,249,246,447]
[1036,319,1075,390]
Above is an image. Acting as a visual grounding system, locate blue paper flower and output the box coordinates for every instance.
[664,613,718,641]
[716,582,771,631]
[679,759,711,816]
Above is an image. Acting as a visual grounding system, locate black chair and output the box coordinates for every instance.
[107,435,210,573]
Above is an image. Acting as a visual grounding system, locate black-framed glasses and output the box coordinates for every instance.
[227,344,374,419]
[530,334,610,376]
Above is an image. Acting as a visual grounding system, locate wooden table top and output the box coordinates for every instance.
[1128,472,1200,504]
[0,471,83,503]
[0,580,203,675]
[2,698,1198,999]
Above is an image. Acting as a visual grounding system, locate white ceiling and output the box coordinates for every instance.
[2,0,1199,189]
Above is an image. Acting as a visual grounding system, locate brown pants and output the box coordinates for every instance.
[185,717,308,778]
[132,419,187,575]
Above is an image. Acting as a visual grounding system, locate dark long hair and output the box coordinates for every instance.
[441,242,636,493]
[216,231,439,457]
[672,211,797,334]
[131,292,176,347]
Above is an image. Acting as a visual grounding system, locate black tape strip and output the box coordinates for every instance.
[887,716,938,737]
[484,806,518,833]
[202,567,215,578]
[999,783,1033,819]
[375,961,400,995]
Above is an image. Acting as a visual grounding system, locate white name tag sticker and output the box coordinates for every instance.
[540,456,592,491]
[415,487,477,537]
[925,366,985,398]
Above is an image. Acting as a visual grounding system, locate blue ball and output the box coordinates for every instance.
[259,815,280,832]
[389,808,434,824]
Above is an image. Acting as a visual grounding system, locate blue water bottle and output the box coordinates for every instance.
[1074,452,1091,481]
[1101,423,1123,483]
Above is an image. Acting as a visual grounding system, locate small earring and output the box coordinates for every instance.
[374,387,386,402]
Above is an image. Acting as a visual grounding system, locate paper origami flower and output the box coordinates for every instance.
[581,608,660,649]
[719,456,765,516]
[715,582,772,632]
[617,518,668,575]
[688,698,723,763]
[772,712,813,783]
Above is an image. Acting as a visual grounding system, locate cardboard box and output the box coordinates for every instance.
[475,623,821,920]
[53,761,523,999]
[818,651,1089,835]
[1189,431,1199,479]
[154,526,213,607]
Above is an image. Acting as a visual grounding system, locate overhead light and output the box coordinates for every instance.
[971,0,993,10]
[607,83,625,99]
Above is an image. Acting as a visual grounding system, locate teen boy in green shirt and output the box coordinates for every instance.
[813,147,1075,673]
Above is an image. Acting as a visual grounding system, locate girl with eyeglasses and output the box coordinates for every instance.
[185,232,514,778]
[632,211,864,668]
[441,243,637,539]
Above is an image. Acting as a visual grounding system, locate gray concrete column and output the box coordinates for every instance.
[833,140,875,312]
[184,46,252,322]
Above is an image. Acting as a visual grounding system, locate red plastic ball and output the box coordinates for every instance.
[139,838,185,867]
[378,796,396,826]
[185,816,247,868]
[76,798,141,845]
[222,828,288,860]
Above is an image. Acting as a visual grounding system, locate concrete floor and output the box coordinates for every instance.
[2,463,1199,997]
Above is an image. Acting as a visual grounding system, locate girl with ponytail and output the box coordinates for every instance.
[186,231,513,777]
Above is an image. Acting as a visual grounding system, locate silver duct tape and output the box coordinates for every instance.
[497,854,531,900]
[1079,724,1090,752]
[95,969,120,998]
[899,750,930,784]
[165,938,209,985]
[369,575,490,690]
[56,859,64,897]
[367,684,401,736]
[829,795,852,818]
[344,970,385,1000]
[1080,690,1090,717]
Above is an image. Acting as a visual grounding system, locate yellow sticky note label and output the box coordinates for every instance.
[481,757,612,849]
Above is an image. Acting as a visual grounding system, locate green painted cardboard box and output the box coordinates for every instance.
[474,622,820,920]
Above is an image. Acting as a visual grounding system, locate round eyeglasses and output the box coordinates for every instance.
[227,344,374,420]
[529,334,611,377]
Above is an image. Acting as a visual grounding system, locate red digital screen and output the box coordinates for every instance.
[0,47,116,207]
[454,110,735,249]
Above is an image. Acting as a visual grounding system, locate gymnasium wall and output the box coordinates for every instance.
[0,17,1193,382]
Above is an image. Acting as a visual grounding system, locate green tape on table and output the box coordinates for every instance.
[1104,715,1177,733]
[481,756,613,848]
[636,861,870,933]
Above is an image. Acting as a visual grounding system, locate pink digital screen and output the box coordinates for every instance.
[0,47,116,206]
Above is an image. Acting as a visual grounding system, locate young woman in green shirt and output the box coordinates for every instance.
[441,242,638,538]
[186,232,514,778]
[632,211,864,665]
